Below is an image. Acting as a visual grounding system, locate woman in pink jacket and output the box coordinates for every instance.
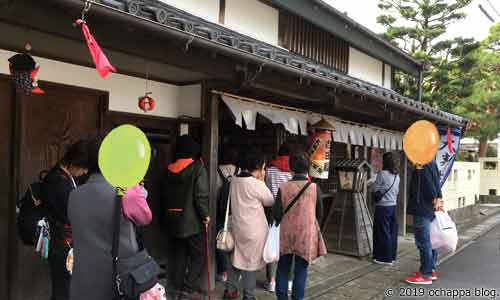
[223,148,274,300]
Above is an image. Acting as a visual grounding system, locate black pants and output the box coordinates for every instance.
[49,244,71,300]
[372,205,398,263]
[169,232,206,292]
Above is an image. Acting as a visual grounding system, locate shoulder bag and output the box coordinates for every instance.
[216,169,235,252]
[112,192,160,299]
[372,175,397,203]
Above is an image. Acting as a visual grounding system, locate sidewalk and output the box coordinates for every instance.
[166,205,500,300]
[312,205,500,300]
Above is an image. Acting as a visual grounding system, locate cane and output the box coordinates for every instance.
[205,223,212,300]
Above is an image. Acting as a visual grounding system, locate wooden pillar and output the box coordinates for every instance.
[201,85,219,294]
[398,154,408,235]
[0,78,14,300]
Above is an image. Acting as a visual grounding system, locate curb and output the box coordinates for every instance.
[438,210,500,265]
[308,209,500,300]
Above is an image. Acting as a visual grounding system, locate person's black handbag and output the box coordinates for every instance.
[112,192,160,299]
[372,175,397,203]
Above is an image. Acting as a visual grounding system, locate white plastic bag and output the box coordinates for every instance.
[263,222,280,263]
[430,211,458,252]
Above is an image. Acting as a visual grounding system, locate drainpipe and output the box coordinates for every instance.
[417,69,423,102]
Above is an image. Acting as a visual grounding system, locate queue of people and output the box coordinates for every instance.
[219,144,326,300]
[29,132,443,300]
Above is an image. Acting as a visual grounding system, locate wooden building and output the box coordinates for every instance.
[0,0,467,299]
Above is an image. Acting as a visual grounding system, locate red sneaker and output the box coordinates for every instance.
[413,272,438,280]
[431,271,438,280]
[405,273,432,285]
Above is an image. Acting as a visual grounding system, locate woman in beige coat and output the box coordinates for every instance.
[223,149,274,300]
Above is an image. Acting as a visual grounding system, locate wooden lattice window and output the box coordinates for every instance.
[279,12,349,73]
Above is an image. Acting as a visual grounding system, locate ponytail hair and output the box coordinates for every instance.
[382,152,399,175]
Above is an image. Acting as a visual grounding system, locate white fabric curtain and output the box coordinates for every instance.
[221,94,404,149]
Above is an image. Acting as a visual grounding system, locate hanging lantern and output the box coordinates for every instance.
[8,53,44,95]
[308,118,335,179]
[138,93,155,112]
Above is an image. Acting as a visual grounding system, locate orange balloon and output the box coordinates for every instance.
[403,120,440,166]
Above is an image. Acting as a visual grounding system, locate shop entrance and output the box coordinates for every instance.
[9,81,107,300]
[105,113,203,284]
[218,100,308,170]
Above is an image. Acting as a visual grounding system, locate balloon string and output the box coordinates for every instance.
[417,169,421,205]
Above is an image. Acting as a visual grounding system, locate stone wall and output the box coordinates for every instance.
[447,203,481,225]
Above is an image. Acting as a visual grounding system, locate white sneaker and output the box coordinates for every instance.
[288,281,293,292]
[373,259,394,266]
[267,281,276,293]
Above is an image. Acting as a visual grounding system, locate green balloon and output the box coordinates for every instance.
[98,124,151,188]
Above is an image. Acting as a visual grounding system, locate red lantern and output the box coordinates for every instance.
[138,94,155,112]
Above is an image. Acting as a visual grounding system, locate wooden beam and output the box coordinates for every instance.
[219,0,226,24]
[201,83,219,292]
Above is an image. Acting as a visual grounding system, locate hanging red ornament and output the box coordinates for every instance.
[8,53,44,95]
[138,93,155,112]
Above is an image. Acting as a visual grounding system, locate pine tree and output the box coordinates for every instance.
[377,0,475,109]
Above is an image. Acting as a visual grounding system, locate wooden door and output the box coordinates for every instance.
[0,77,13,300]
[10,82,106,300]
[105,113,203,282]
[105,113,177,270]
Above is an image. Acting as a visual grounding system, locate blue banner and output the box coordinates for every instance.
[435,126,462,188]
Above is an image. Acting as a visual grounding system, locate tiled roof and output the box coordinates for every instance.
[94,0,467,127]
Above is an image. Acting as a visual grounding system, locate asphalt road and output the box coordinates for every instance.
[398,223,500,300]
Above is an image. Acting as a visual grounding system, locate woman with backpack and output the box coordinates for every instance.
[372,152,400,266]
[215,146,239,283]
[41,141,90,300]
[272,151,325,300]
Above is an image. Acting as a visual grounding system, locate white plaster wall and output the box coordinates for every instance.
[442,162,480,210]
[479,158,500,195]
[384,63,391,89]
[159,0,220,23]
[348,47,383,86]
[179,84,202,117]
[224,0,279,45]
[0,49,201,118]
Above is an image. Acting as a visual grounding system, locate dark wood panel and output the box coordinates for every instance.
[279,12,349,73]
[11,81,106,300]
[0,77,13,300]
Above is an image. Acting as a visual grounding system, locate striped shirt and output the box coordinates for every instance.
[265,166,293,198]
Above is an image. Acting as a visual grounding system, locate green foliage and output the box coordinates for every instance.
[454,24,500,144]
[377,0,476,108]
[486,145,498,158]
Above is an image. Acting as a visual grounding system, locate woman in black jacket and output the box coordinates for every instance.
[42,141,90,300]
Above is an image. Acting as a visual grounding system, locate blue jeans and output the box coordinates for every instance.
[276,254,309,300]
[413,215,438,277]
[373,205,398,263]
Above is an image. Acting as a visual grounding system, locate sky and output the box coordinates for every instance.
[322,0,496,42]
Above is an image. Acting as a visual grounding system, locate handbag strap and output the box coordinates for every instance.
[111,191,122,289]
[222,170,232,232]
[380,175,397,200]
[282,181,312,218]
[218,166,239,232]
